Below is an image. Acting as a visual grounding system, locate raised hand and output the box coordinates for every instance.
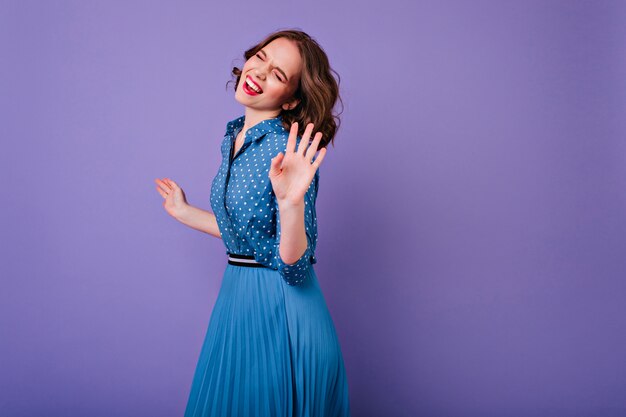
[154,177,189,219]
[268,122,327,206]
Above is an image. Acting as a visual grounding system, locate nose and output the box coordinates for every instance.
[254,62,271,80]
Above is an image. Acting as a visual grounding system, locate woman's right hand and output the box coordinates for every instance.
[154,178,189,220]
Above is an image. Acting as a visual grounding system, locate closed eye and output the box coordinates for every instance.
[255,53,285,82]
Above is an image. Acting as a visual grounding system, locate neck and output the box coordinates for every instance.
[242,107,281,132]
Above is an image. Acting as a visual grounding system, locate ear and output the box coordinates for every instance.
[282,98,300,111]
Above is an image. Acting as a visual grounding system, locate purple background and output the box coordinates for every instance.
[2,1,626,416]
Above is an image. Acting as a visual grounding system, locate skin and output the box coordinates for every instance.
[154,37,327,265]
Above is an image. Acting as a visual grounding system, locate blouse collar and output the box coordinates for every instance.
[225,114,285,142]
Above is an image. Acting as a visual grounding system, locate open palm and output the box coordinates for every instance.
[269,122,327,205]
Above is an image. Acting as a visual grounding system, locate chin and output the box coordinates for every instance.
[234,89,248,105]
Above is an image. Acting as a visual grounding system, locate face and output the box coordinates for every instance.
[235,37,303,113]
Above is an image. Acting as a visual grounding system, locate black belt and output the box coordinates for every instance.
[227,252,266,268]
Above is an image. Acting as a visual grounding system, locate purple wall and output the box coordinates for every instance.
[2,1,625,416]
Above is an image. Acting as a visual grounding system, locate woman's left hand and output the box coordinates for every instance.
[269,122,327,206]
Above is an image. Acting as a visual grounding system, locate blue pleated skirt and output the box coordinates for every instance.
[184,263,351,417]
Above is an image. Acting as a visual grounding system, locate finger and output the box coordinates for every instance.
[167,179,182,193]
[165,178,177,188]
[285,122,298,154]
[312,147,327,169]
[297,123,315,155]
[305,132,323,162]
[156,186,168,199]
[160,178,173,189]
[155,178,172,193]
[269,152,284,177]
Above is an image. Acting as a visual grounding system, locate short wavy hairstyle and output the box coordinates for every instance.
[226,29,343,149]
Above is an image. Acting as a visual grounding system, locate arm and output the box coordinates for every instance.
[240,173,318,286]
[155,178,222,239]
[276,199,307,265]
[174,204,222,239]
[244,121,325,285]
[271,173,318,285]
[266,122,325,285]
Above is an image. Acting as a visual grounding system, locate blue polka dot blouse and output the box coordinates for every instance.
[210,114,319,286]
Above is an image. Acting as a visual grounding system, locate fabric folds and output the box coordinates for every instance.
[184,264,351,417]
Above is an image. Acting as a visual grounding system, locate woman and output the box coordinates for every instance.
[154,29,350,417]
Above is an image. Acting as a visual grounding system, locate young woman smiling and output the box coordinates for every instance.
[155,29,350,417]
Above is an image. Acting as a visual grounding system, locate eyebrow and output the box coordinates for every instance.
[259,49,289,82]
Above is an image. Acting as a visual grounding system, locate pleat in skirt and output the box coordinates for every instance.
[184,260,351,417]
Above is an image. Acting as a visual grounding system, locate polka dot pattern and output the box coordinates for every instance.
[210,114,319,286]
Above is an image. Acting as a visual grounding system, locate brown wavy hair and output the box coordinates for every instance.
[226,29,343,149]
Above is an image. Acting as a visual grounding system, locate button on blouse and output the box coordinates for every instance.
[209,114,319,286]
